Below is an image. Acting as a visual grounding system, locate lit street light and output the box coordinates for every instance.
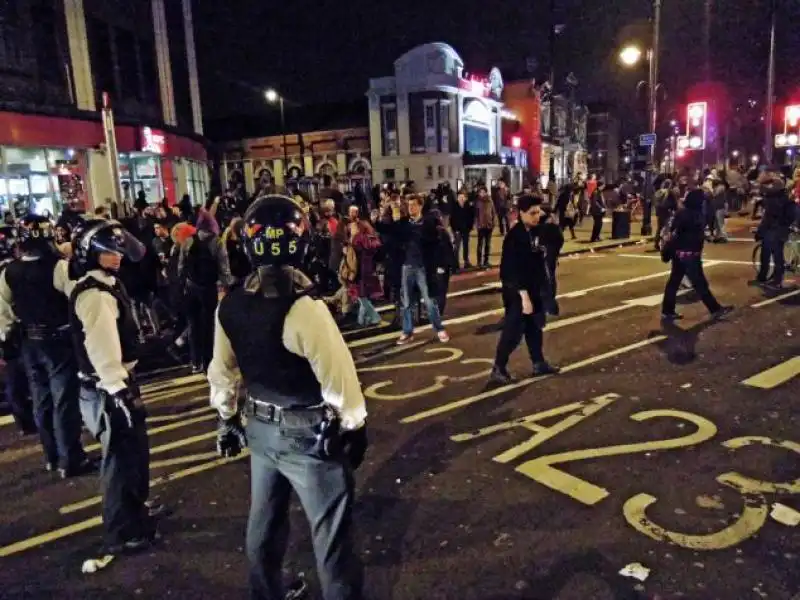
[731,150,740,158]
[619,45,643,67]
[264,88,289,183]
[751,154,760,164]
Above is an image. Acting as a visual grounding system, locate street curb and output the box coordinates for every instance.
[450,236,654,282]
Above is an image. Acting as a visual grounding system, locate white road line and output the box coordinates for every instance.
[751,288,800,308]
[374,281,499,314]
[0,415,13,427]
[348,287,686,349]
[617,253,752,266]
[400,335,667,423]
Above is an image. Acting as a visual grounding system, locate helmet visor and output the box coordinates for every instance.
[90,223,147,263]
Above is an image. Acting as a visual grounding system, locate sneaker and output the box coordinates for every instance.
[661,312,683,321]
[711,305,734,320]
[533,362,561,376]
[489,366,515,385]
[396,334,414,346]
[437,330,450,343]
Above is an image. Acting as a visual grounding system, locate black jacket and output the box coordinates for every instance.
[499,221,548,307]
[671,193,707,253]
[759,186,795,241]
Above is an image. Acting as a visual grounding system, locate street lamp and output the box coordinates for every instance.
[617,0,661,236]
[265,88,289,184]
[731,150,740,158]
[751,154,760,164]
[619,45,643,67]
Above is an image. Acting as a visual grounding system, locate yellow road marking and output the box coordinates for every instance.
[148,451,220,470]
[149,431,217,455]
[141,373,206,394]
[147,406,213,424]
[59,452,248,515]
[0,414,14,427]
[0,453,248,556]
[623,492,769,551]
[401,336,666,423]
[143,384,208,406]
[81,413,215,454]
[741,356,800,389]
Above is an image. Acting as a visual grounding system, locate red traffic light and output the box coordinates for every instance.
[786,105,800,127]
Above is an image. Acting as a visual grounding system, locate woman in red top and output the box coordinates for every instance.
[348,219,383,327]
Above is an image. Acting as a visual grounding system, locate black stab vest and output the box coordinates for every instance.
[4,255,69,330]
[218,288,323,408]
[68,276,140,377]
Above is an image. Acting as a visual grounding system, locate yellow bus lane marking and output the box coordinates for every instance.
[141,373,206,395]
[147,406,214,424]
[741,356,800,389]
[148,451,220,470]
[717,436,800,495]
[623,492,769,551]
[515,409,718,506]
[0,452,248,557]
[143,384,209,406]
[401,335,667,423]
[59,451,249,515]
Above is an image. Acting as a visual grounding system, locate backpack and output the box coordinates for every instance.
[186,235,219,287]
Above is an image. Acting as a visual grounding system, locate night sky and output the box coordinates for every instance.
[195,0,800,132]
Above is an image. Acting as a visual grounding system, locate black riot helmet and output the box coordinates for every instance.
[0,225,17,260]
[17,214,56,254]
[241,194,309,268]
[72,218,146,273]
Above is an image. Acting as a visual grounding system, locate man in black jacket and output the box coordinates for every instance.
[752,169,796,290]
[490,195,560,384]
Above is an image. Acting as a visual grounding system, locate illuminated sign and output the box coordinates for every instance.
[141,127,167,154]
[511,136,522,149]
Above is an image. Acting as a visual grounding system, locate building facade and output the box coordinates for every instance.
[502,80,588,189]
[220,126,372,199]
[367,43,527,192]
[586,102,621,183]
[0,0,207,217]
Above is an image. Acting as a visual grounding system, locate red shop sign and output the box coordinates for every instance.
[141,126,167,154]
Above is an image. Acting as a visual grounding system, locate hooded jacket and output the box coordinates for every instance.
[671,190,707,253]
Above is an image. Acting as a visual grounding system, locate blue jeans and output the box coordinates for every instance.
[356,297,380,326]
[400,265,444,335]
[21,335,85,469]
[245,418,363,600]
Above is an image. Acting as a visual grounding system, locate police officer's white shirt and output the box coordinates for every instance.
[72,270,137,395]
[208,295,368,431]
[0,256,73,340]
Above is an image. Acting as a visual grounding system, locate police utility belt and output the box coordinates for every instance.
[245,396,342,457]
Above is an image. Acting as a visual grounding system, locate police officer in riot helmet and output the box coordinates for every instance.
[69,218,160,566]
[208,194,368,600]
[0,214,90,476]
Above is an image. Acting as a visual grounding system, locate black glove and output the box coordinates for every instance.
[341,425,368,469]
[216,414,247,458]
[103,387,140,431]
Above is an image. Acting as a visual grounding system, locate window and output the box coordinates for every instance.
[404,168,410,181]
[139,36,159,105]
[32,0,64,85]
[382,105,398,156]
[116,28,139,100]
[463,125,490,155]
[440,102,451,153]
[423,100,438,153]
[383,168,395,181]
[438,165,445,179]
[426,166,433,180]
[88,18,115,100]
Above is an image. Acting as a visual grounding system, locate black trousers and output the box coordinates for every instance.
[185,285,218,369]
[452,230,471,266]
[79,385,151,548]
[494,287,545,371]
[590,214,603,242]
[757,232,786,284]
[497,210,509,235]
[21,335,84,469]
[476,228,492,266]
[662,256,722,316]
[246,418,363,600]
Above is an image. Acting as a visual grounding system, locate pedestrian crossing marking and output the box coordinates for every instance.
[741,356,800,389]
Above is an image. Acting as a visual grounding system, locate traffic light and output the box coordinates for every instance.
[775,105,800,148]
[686,102,707,150]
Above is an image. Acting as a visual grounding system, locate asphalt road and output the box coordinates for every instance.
[0,237,798,600]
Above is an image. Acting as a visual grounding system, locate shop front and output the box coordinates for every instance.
[0,111,208,218]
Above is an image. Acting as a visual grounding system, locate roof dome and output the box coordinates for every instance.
[394,42,464,80]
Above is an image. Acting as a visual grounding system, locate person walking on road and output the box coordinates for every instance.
[660,190,733,321]
[490,194,560,384]
[751,169,796,291]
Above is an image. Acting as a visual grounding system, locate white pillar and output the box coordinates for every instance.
[182,0,203,135]
[63,0,95,111]
[151,0,177,126]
